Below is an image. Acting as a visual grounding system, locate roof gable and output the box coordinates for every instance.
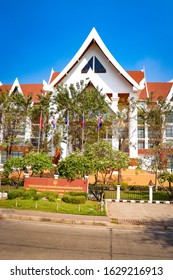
[0,82,43,102]
[46,28,143,91]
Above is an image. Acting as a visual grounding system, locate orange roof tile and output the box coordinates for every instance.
[20,84,43,101]
[0,84,12,92]
[127,71,144,84]
[139,82,173,101]
[49,72,60,84]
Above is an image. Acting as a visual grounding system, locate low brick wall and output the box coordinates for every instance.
[24,177,88,194]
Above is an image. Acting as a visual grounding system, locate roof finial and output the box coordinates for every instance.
[143,66,149,98]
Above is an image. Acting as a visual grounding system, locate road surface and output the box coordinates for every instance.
[0,220,173,260]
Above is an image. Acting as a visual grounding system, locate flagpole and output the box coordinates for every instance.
[38,111,42,152]
[66,111,69,156]
[98,116,100,142]
[97,116,102,142]
[51,127,54,161]
[81,113,84,152]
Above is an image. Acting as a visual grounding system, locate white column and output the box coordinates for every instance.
[111,96,119,112]
[111,95,119,150]
[25,117,32,142]
[116,184,121,200]
[149,185,153,203]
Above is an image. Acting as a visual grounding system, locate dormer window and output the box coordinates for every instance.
[81,56,106,73]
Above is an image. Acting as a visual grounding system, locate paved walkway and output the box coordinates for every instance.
[107,201,173,227]
[0,201,173,228]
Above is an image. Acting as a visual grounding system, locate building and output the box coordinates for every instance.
[0,28,173,169]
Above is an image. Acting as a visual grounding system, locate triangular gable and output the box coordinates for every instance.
[9,78,23,96]
[47,28,143,91]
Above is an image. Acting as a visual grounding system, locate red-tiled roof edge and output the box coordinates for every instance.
[139,82,173,101]
[127,70,144,84]
[49,72,60,84]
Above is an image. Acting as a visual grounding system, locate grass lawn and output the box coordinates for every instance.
[0,198,106,216]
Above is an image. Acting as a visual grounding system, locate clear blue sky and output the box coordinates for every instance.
[0,0,173,84]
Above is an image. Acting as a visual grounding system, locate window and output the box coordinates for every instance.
[138,141,145,149]
[81,57,93,73]
[167,155,173,170]
[95,57,106,73]
[137,115,145,124]
[138,128,145,138]
[166,112,173,123]
[81,56,106,73]
[105,127,112,140]
[166,126,173,137]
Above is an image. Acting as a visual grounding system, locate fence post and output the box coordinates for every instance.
[116,184,121,201]
[148,180,153,203]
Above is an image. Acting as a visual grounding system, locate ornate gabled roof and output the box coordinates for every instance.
[47,28,143,91]
[0,81,43,102]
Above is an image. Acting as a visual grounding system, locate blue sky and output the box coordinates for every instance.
[0,0,173,84]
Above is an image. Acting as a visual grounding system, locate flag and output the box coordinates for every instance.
[51,115,56,128]
[97,117,102,130]
[39,112,43,128]
[65,116,69,125]
[81,115,85,129]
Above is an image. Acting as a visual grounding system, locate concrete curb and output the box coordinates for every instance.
[0,213,110,227]
[1,212,173,229]
[106,199,173,204]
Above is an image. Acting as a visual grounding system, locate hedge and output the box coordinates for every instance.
[62,194,86,204]
[67,191,88,198]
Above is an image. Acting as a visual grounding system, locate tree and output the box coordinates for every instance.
[57,152,91,180]
[138,93,173,188]
[84,140,130,185]
[54,81,109,151]
[24,152,53,177]
[158,171,173,200]
[0,89,32,158]
[3,157,26,181]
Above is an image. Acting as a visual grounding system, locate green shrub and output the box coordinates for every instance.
[62,194,86,204]
[67,191,88,198]
[22,189,37,200]
[120,182,128,190]
[39,191,59,202]
[8,188,25,199]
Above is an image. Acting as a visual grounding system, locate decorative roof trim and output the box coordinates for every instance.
[47,28,143,90]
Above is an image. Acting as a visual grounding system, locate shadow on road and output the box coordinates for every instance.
[142,218,173,248]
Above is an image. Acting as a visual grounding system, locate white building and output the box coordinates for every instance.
[1,28,173,168]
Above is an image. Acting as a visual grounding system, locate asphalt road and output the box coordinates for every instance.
[0,220,173,260]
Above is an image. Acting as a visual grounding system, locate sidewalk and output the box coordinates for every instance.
[0,201,173,228]
[107,201,173,227]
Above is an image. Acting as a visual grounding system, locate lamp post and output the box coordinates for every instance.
[148,180,153,203]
